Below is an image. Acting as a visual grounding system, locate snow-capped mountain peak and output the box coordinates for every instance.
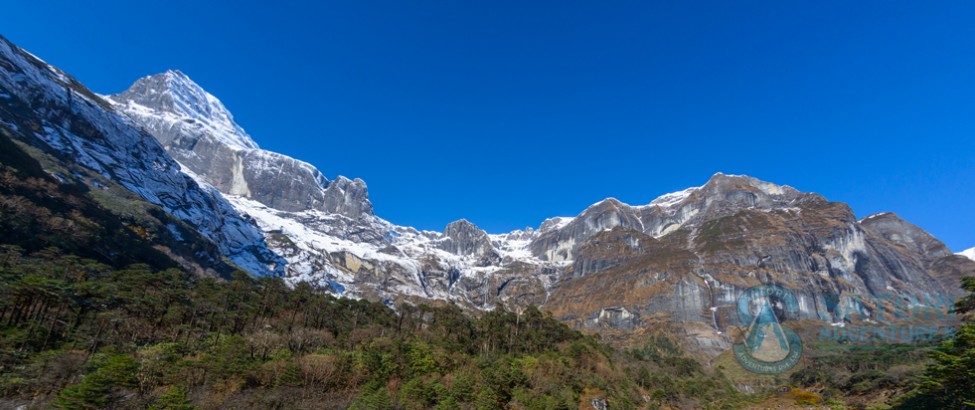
[109,69,258,150]
[107,72,368,216]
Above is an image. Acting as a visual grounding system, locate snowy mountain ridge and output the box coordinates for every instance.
[110,69,935,309]
[107,70,751,305]
[4,35,972,357]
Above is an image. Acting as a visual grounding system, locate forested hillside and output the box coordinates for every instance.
[0,246,750,409]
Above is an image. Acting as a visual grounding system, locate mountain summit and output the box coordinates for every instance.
[112,70,258,149]
[107,72,373,218]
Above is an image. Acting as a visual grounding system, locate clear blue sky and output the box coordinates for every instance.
[3,1,974,250]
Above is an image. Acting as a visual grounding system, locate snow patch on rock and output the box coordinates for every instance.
[959,247,975,261]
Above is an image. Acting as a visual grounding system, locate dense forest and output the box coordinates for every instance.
[0,246,748,409]
[2,248,974,409]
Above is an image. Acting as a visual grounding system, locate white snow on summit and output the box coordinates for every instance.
[959,247,975,261]
[105,70,258,150]
[647,186,698,208]
[859,212,891,223]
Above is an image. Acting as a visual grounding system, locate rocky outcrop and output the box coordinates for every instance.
[322,176,373,218]
[860,212,952,262]
[530,198,644,263]
[437,219,500,263]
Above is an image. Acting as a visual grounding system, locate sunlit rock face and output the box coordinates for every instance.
[540,174,972,354]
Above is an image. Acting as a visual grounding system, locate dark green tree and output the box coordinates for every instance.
[149,385,198,410]
[897,276,975,408]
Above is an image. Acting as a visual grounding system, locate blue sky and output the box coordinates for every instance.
[3,1,974,250]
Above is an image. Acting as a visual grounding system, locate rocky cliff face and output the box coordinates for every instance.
[540,174,974,353]
[31,38,963,357]
[321,176,373,218]
[437,219,501,265]
[0,35,285,277]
